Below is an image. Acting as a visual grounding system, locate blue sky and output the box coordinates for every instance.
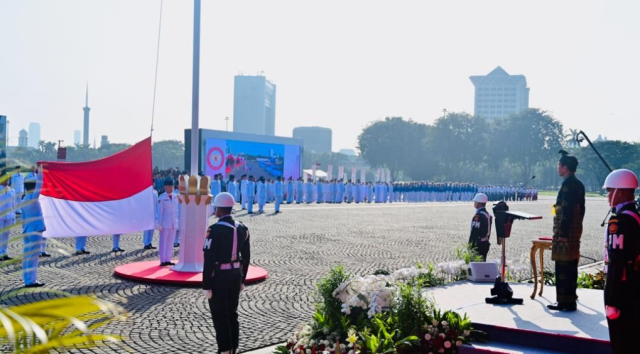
[1,0,639,151]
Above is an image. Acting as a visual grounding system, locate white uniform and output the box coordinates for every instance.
[0,185,16,258]
[157,192,179,264]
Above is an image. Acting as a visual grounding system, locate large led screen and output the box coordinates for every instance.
[205,138,301,180]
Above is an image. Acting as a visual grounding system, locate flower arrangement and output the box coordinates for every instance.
[275,261,478,354]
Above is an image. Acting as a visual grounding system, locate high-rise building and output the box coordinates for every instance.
[74,130,81,146]
[470,66,529,120]
[28,122,41,148]
[100,135,109,148]
[83,84,91,147]
[19,129,28,147]
[233,75,276,136]
[293,126,332,154]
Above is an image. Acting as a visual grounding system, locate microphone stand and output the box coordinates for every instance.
[576,131,614,227]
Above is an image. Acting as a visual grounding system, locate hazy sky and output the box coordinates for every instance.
[1,0,639,152]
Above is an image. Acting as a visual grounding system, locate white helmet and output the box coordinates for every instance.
[473,193,489,203]
[603,169,639,190]
[213,192,236,207]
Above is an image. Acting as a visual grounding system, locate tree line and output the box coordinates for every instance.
[8,140,184,170]
[357,108,640,191]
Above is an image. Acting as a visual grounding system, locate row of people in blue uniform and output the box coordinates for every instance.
[394,182,539,203]
[214,175,397,207]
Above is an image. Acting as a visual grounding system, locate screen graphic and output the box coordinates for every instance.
[205,138,301,180]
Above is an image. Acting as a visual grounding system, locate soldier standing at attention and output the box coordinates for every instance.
[203,192,251,354]
[468,193,492,261]
[548,151,585,312]
[157,178,179,266]
[601,169,640,353]
[275,176,284,213]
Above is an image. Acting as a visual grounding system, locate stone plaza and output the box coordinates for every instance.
[0,196,610,353]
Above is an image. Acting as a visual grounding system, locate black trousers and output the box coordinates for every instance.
[555,260,578,305]
[607,301,640,354]
[470,242,490,262]
[208,268,243,353]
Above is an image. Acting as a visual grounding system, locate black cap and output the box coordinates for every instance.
[164,178,174,186]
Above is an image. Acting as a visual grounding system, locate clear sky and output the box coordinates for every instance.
[1,0,639,151]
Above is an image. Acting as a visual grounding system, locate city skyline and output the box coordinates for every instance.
[1,1,640,151]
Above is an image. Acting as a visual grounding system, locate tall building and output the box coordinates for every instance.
[83,84,91,147]
[100,135,109,148]
[293,126,332,154]
[74,130,81,145]
[233,75,276,136]
[470,66,529,120]
[19,129,28,147]
[28,122,41,148]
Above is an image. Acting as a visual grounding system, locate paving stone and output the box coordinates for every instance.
[0,196,609,353]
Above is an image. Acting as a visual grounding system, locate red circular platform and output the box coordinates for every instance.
[114,261,267,286]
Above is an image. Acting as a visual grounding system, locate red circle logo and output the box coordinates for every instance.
[207,147,225,171]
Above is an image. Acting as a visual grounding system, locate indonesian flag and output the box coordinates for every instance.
[39,138,155,238]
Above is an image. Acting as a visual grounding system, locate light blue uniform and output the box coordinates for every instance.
[211,179,221,199]
[246,180,256,213]
[296,180,303,204]
[0,185,16,257]
[305,181,314,204]
[22,173,45,285]
[142,189,159,247]
[275,180,284,212]
[112,234,121,249]
[286,180,294,204]
[227,180,238,203]
[75,236,87,251]
[257,181,267,213]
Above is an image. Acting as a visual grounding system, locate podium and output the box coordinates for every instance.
[486,202,542,305]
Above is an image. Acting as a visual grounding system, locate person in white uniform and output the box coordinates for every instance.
[156,178,179,266]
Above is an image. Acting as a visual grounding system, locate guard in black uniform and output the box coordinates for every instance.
[602,169,640,354]
[468,193,492,261]
[203,192,251,354]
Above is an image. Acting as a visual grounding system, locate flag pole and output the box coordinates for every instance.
[190,0,201,175]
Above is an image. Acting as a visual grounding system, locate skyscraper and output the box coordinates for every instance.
[470,66,529,120]
[83,84,90,147]
[233,75,276,136]
[28,122,41,148]
[19,129,28,147]
[74,130,81,146]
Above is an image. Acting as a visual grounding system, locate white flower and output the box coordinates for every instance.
[306,350,311,354]
[444,341,451,349]
[441,321,448,326]
[432,320,439,326]
[440,333,445,338]
[424,334,432,340]
[323,327,330,334]
[323,340,330,347]
[463,330,470,337]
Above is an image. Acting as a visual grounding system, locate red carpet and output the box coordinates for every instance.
[114,261,267,285]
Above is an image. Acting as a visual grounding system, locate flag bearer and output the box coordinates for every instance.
[157,178,179,266]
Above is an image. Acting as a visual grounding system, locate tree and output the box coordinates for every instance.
[499,109,564,182]
[427,112,489,181]
[357,117,428,181]
[574,140,640,191]
[152,140,184,170]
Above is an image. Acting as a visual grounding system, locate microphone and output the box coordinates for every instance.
[521,176,536,188]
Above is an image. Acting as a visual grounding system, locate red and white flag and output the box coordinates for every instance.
[40,138,155,237]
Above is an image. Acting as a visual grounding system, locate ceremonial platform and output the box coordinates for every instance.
[114,261,268,286]
[427,282,611,354]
